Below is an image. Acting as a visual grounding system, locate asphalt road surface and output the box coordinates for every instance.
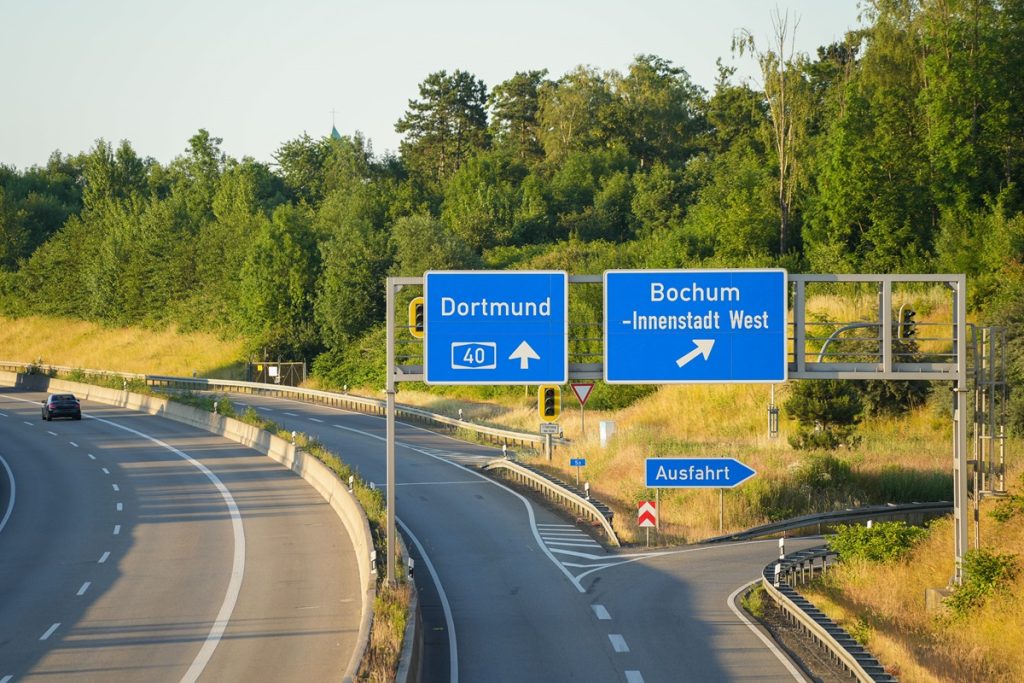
[0,388,362,682]
[225,391,820,683]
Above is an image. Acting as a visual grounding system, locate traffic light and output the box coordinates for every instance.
[409,297,424,339]
[899,307,917,340]
[539,385,560,422]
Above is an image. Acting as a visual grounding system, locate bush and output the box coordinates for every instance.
[785,380,863,450]
[947,548,1020,617]
[827,521,929,564]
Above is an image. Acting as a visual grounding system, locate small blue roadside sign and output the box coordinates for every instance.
[645,458,756,488]
[604,269,787,383]
[424,271,568,385]
[570,458,586,467]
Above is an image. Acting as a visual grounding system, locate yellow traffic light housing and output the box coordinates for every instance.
[539,385,560,422]
[409,297,424,339]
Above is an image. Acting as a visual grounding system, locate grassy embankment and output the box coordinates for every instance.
[800,489,1024,682]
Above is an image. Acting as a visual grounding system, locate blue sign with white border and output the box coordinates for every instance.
[645,458,756,488]
[424,271,568,385]
[570,458,586,467]
[604,269,787,383]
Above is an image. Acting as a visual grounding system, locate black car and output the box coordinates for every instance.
[41,393,82,421]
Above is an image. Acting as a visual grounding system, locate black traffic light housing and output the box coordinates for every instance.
[409,297,424,339]
[899,307,917,340]
[539,385,560,422]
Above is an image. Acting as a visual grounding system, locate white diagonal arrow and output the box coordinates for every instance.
[509,340,540,369]
[675,339,715,368]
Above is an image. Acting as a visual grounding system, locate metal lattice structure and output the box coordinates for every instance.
[386,272,1003,585]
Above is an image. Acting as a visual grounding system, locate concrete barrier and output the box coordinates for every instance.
[1,373,375,682]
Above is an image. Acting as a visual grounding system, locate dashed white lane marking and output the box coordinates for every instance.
[113,525,121,535]
[625,672,645,682]
[537,523,574,527]
[40,623,60,641]
[2,673,14,682]
[0,410,7,416]
[592,605,611,620]
[309,417,324,423]
[609,634,629,653]
[77,582,91,596]
[99,551,110,564]
[256,406,271,412]
[101,468,110,475]
[116,503,123,512]
[112,484,120,492]
[47,430,57,436]
[544,540,604,548]
[69,441,78,448]
[284,412,298,417]
[87,453,96,460]
[23,421,33,426]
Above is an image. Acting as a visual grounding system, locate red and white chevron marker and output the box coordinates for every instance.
[637,500,657,528]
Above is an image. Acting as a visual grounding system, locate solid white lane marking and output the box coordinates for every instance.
[116,502,123,512]
[309,417,324,423]
[77,582,91,596]
[609,634,629,653]
[0,454,15,535]
[69,441,78,447]
[99,551,110,564]
[113,525,121,535]
[625,672,645,683]
[40,623,60,641]
[87,453,96,460]
[592,605,611,620]
[5,394,247,682]
[728,580,808,681]
[47,430,57,436]
[397,518,457,683]
[101,467,110,475]
[537,523,574,528]
[544,540,603,548]
[112,484,120,492]
[330,421,587,593]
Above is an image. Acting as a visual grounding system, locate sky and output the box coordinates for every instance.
[1,0,864,170]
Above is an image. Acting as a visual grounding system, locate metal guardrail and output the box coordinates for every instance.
[762,546,897,682]
[483,460,619,546]
[702,501,953,544]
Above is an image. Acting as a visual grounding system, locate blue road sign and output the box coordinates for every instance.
[604,269,787,383]
[570,458,586,467]
[645,458,756,489]
[424,271,568,385]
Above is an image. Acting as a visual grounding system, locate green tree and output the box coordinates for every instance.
[536,67,616,164]
[238,205,320,358]
[396,70,490,184]
[489,70,549,164]
[785,379,864,450]
[389,213,479,277]
[441,151,525,252]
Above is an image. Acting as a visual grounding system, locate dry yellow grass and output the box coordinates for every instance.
[0,315,246,377]
[802,467,1024,683]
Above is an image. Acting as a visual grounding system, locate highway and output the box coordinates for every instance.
[0,388,362,682]
[224,391,820,683]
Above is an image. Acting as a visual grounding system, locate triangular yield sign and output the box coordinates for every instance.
[571,383,594,406]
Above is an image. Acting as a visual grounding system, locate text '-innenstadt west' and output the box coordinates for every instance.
[623,281,769,331]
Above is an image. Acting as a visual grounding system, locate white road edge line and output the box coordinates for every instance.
[5,394,247,682]
[39,623,60,641]
[727,579,809,682]
[0,454,16,535]
[397,517,457,683]
[331,421,586,593]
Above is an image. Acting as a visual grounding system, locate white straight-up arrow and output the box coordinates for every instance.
[509,340,540,369]
[675,339,715,368]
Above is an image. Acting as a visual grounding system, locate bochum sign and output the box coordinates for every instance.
[604,269,787,384]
